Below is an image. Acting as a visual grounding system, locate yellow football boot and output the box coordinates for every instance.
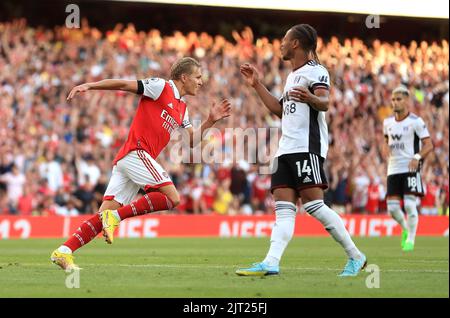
[100,209,120,244]
[50,250,80,270]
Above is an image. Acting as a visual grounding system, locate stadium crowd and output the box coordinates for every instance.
[0,19,448,216]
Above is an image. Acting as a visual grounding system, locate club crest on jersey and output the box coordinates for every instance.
[403,126,409,131]
[294,75,308,85]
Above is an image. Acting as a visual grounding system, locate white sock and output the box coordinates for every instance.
[404,195,419,243]
[263,201,297,267]
[58,245,72,254]
[387,199,408,231]
[304,200,362,260]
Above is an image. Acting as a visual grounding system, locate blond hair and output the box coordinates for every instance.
[170,57,201,80]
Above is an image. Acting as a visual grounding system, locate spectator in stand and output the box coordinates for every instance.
[328,162,351,214]
[38,151,63,193]
[190,178,205,215]
[0,19,448,215]
[0,189,10,214]
[421,172,441,215]
[76,154,101,188]
[351,166,371,214]
[440,179,449,216]
[17,187,35,216]
[213,179,234,215]
[0,165,26,214]
[251,173,271,214]
[55,198,80,217]
[201,172,218,214]
[365,175,384,214]
[229,160,250,209]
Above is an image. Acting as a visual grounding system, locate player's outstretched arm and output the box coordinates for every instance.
[67,79,138,100]
[240,63,283,118]
[188,99,232,148]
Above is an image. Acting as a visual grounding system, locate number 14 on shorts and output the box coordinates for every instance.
[296,160,312,177]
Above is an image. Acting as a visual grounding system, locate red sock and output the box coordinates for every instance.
[63,214,103,253]
[118,192,174,220]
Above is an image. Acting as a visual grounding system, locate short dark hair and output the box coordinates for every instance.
[170,57,201,80]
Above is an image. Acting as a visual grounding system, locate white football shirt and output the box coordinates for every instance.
[383,113,430,176]
[275,60,330,158]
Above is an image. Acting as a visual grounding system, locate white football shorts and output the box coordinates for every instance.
[103,150,173,205]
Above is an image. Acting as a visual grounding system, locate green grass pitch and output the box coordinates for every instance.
[0,237,448,297]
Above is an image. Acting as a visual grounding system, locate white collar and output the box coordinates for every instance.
[168,80,185,101]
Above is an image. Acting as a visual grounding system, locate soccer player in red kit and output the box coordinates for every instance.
[51,57,232,270]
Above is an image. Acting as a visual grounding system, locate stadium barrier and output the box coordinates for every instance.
[0,215,448,239]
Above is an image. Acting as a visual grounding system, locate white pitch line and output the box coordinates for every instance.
[114,264,449,274]
[398,259,449,264]
[10,263,450,274]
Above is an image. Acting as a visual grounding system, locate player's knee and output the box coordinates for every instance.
[99,199,123,212]
[387,208,397,217]
[404,199,418,215]
[387,200,401,214]
[273,188,298,203]
[405,196,417,215]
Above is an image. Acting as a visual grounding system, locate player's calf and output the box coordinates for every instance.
[100,192,176,244]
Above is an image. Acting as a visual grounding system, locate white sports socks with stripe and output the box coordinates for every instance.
[404,195,419,243]
[263,199,363,267]
[387,196,418,243]
[303,200,362,260]
[263,201,297,267]
[387,199,408,231]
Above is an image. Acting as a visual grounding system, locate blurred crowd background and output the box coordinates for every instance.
[0,18,448,216]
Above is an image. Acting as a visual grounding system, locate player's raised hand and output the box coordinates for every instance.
[67,83,91,101]
[240,63,260,87]
[209,99,232,123]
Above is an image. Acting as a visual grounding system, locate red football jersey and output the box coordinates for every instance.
[114,78,192,164]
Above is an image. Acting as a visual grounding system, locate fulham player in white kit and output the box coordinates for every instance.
[384,86,433,251]
[50,57,231,270]
[236,24,366,277]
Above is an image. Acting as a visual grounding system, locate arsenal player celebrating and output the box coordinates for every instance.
[51,57,232,270]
